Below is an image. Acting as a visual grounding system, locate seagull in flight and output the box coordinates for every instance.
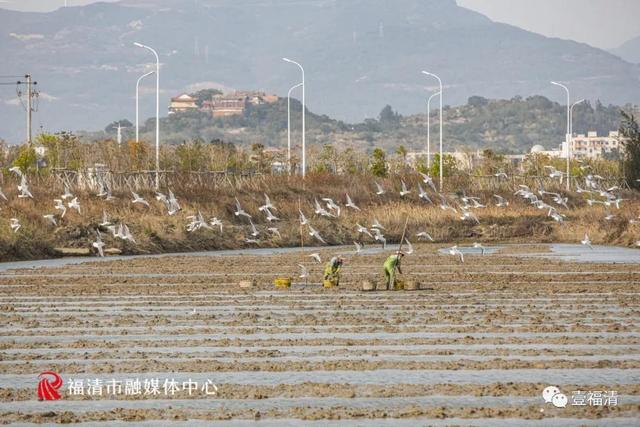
[68,197,81,214]
[473,242,486,255]
[448,245,464,263]
[209,217,224,232]
[314,199,334,218]
[298,264,309,279]
[418,184,432,203]
[416,231,434,242]
[268,227,281,238]
[263,208,279,222]
[17,176,33,199]
[54,199,67,218]
[322,198,341,217]
[92,230,105,257]
[9,218,20,233]
[356,223,373,238]
[259,193,277,212]
[100,210,111,227]
[493,195,509,207]
[354,241,362,254]
[299,209,309,225]
[404,238,414,255]
[234,198,252,219]
[581,233,593,250]
[308,253,322,263]
[43,214,57,226]
[345,193,360,211]
[249,218,259,237]
[371,218,385,230]
[131,191,150,207]
[399,180,411,197]
[8,166,22,177]
[308,224,326,244]
[374,182,385,196]
[419,172,437,192]
[61,184,73,200]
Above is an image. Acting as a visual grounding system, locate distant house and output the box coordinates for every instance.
[570,131,625,160]
[168,94,198,114]
[209,91,278,118]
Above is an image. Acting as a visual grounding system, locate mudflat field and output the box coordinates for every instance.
[1,243,639,425]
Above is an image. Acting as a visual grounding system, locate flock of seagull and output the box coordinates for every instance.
[1,164,638,265]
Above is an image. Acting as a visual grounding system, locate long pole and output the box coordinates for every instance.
[422,71,443,190]
[283,58,305,178]
[26,74,32,146]
[135,71,154,143]
[134,42,160,190]
[551,81,570,191]
[287,82,303,175]
[426,91,440,168]
[569,99,586,160]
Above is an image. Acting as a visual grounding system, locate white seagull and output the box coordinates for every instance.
[131,191,150,207]
[43,214,57,226]
[92,230,105,257]
[581,233,593,250]
[448,245,464,263]
[308,253,322,263]
[234,198,252,219]
[68,197,81,214]
[9,218,20,233]
[345,193,360,211]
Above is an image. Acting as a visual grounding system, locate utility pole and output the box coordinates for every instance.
[12,74,38,146]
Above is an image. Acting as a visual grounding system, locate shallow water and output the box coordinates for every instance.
[1,243,639,273]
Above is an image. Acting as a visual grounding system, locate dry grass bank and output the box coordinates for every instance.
[0,173,638,261]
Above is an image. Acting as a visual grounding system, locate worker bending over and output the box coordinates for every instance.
[383,252,404,290]
[323,256,344,287]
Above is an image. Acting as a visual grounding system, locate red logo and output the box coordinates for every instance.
[38,371,63,401]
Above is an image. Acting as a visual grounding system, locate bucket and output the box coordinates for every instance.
[393,279,405,291]
[323,279,337,288]
[239,280,255,289]
[274,277,292,289]
[361,280,376,291]
[404,280,419,291]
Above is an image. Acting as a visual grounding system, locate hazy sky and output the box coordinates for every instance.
[1,0,639,49]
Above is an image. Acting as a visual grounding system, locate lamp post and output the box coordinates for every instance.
[426,91,441,168]
[422,71,443,191]
[135,71,154,143]
[134,42,160,190]
[283,58,305,178]
[287,82,303,175]
[551,81,571,191]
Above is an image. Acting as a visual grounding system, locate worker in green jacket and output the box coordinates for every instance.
[324,256,344,286]
[383,252,404,290]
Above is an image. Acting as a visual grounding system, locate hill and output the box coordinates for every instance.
[1,0,638,143]
[96,93,624,155]
[611,35,640,64]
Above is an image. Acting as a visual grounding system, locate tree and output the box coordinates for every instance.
[378,105,401,130]
[620,110,640,189]
[12,145,37,174]
[429,153,458,178]
[105,119,133,134]
[369,148,388,177]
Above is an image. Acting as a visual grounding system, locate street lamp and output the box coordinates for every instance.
[426,91,441,168]
[134,42,160,190]
[551,81,571,191]
[135,70,154,143]
[422,71,443,191]
[283,58,305,178]
[287,82,303,175]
